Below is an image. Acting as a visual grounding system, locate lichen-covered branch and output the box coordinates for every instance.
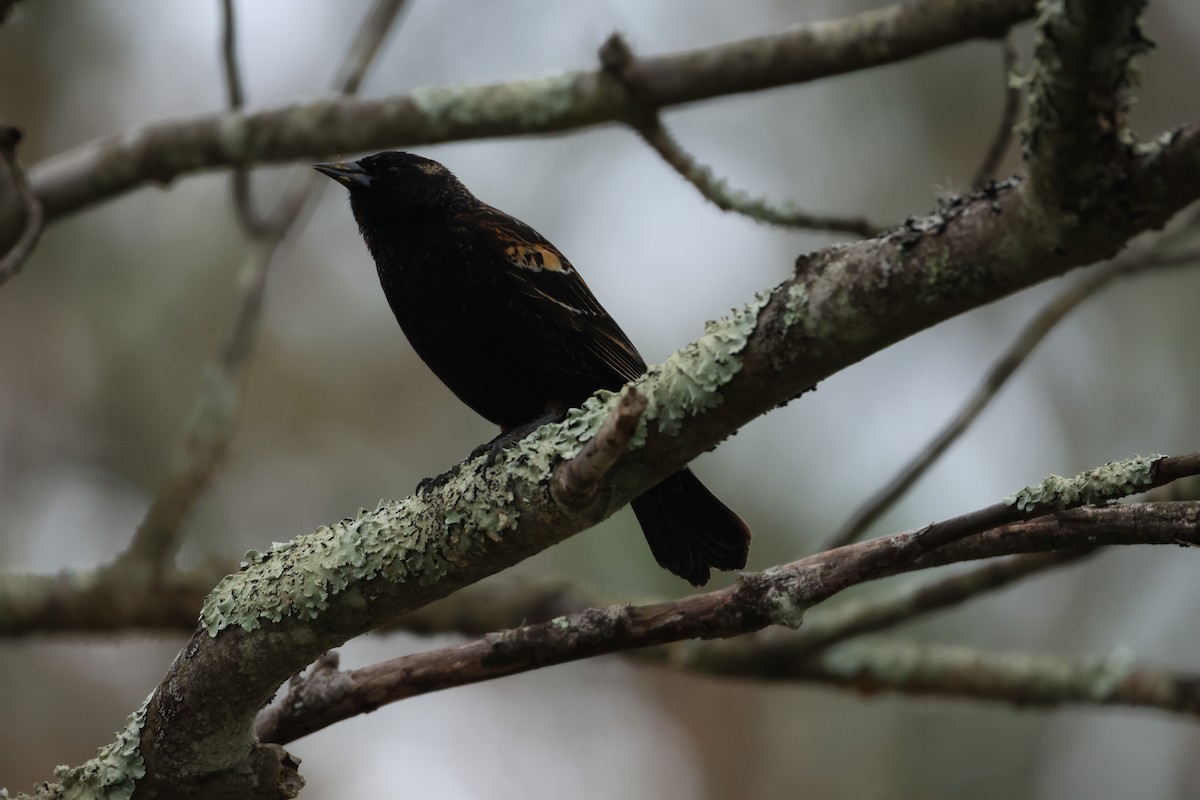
[913,499,1200,568]
[744,639,1200,717]
[830,232,1200,548]
[1022,0,1153,222]
[598,33,880,237]
[17,0,1034,230]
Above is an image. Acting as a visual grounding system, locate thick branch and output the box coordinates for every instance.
[1022,0,1152,220]
[22,0,1034,225]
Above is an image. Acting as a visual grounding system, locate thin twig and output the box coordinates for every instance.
[120,0,408,567]
[599,33,881,238]
[778,548,1094,656]
[0,127,45,286]
[971,34,1021,189]
[742,639,1200,717]
[552,389,647,511]
[829,235,1200,549]
[219,0,271,237]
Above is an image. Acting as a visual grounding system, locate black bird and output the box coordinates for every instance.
[315,152,750,585]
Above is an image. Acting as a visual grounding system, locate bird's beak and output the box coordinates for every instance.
[313,160,374,190]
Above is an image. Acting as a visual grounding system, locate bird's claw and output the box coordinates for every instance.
[415,467,458,495]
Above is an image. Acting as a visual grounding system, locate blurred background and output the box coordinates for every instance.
[1,0,1198,797]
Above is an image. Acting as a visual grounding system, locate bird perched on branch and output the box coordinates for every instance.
[316,151,750,585]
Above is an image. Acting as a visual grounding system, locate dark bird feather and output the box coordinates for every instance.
[315,151,750,585]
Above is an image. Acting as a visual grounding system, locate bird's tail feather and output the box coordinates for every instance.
[630,468,751,586]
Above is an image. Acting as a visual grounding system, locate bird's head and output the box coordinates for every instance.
[314,151,473,216]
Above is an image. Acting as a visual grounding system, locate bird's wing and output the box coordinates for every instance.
[472,204,647,383]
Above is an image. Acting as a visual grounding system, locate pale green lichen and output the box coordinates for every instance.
[9,692,153,800]
[1004,454,1165,512]
[639,293,770,436]
[759,566,810,629]
[818,641,1138,706]
[782,282,809,328]
[508,390,615,485]
[1082,647,1136,701]
[915,246,992,307]
[412,73,578,130]
[201,469,518,635]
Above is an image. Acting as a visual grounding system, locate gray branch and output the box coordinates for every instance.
[14,0,1033,233]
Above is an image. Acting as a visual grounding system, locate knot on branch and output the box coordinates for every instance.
[599,32,658,129]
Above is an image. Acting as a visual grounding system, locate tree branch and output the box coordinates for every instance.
[830,229,1200,548]
[551,388,648,512]
[20,0,1035,227]
[1022,0,1152,220]
[0,565,223,637]
[599,33,881,237]
[736,639,1200,718]
[253,496,1197,744]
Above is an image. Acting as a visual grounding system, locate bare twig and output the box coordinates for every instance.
[829,235,1200,549]
[119,0,408,568]
[254,493,1200,745]
[775,548,1095,656]
[600,33,881,237]
[971,34,1021,189]
[220,0,271,237]
[552,389,648,511]
[913,500,1200,569]
[0,126,44,286]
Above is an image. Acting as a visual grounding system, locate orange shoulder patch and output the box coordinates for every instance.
[505,242,568,272]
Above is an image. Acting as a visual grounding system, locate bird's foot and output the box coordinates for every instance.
[415,465,460,496]
[469,412,563,472]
